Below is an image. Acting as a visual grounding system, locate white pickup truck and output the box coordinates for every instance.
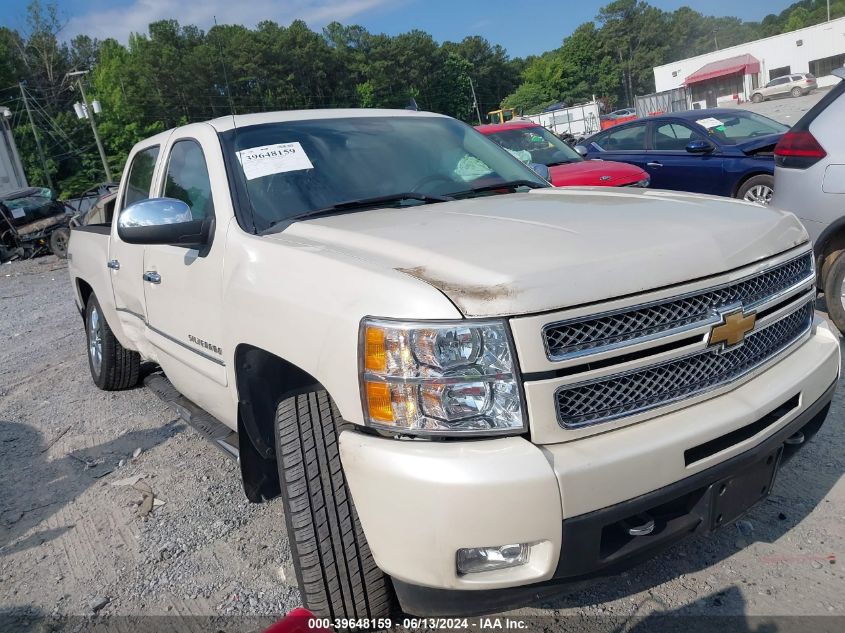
[67,109,839,621]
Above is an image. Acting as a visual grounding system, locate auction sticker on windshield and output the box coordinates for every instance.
[236,142,314,180]
[696,117,724,129]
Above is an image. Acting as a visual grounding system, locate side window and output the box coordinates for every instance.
[652,123,704,151]
[162,140,214,220]
[592,123,646,151]
[123,146,159,209]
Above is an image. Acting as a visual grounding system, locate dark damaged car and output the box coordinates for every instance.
[580,109,787,205]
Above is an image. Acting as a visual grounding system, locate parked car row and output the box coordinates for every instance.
[577,108,786,204]
[476,121,649,188]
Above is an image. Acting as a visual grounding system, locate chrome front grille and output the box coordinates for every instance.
[543,252,813,361]
[554,301,813,429]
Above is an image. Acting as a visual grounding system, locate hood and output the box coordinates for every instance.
[274,188,808,317]
[548,160,646,187]
[736,133,783,154]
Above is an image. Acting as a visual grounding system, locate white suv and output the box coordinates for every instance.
[773,68,845,332]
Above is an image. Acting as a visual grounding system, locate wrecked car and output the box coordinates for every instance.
[0,187,72,261]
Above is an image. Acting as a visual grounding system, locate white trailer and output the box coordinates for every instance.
[526,101,602,138]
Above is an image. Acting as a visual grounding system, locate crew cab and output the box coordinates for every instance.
[67,109,839,622]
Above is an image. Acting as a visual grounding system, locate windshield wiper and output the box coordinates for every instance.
[260,192,452,234]
[546,160,574,167]
[449,179,546,199]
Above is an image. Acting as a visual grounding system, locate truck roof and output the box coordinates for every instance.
[206,108,446,133]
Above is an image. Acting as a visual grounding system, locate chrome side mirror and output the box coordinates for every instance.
[117,198,211,247]
[573,145,588,157]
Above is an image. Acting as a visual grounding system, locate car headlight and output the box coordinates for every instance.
[359,318,525,436]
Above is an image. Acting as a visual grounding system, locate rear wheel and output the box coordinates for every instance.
[737,174,774,206]
[791,87,803,98]
[85,294,140,390]
[823,251,845,335]
[275,390,395,621]
[751,93,763,103]
[49,228,70,258]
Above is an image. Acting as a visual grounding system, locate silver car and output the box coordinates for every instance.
[772,68,845,331]
[751,73,818,103]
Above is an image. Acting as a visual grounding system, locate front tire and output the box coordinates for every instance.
[275,391,395,621]
[751,93,763,103]
[85,294,140,390]
[823,251,845,335]
[737,174,774,206]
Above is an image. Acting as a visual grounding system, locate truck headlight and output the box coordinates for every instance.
[359,318,525,436]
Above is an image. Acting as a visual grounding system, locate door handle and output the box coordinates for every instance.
[143,271,161,284]
[107,259,120,270]
[647,162,663,168]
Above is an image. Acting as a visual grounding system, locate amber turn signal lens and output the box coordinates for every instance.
[365,326,386,372]
[366,382,394,423]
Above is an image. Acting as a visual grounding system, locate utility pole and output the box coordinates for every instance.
[67,70,112,182]
[19,82,54,190]
[828,0,831,21]
[469,77,482,125]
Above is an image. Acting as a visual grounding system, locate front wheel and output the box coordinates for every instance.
[275,390,395,621]
[737,174,774,206]
[751,93,763,103]
[823,251,845,335]
[85,294,141,390]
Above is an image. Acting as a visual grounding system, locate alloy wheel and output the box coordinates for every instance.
[88,305,103,376]
[743,184,773,205]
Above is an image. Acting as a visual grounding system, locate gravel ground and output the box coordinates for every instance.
[0,254,844,632]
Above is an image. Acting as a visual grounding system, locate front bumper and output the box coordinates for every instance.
[339,320,839,616]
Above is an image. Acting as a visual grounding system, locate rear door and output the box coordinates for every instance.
[646,121,725,193]
[586,122,649,171]
[766,77,790,98]
[109,140,165,342]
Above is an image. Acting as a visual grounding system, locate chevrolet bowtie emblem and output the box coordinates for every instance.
[709,309,756,348]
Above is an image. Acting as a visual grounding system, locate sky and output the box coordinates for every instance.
[1,0,799,58]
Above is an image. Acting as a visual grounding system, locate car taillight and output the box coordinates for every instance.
[806,79,813,83]
[775,130,827,169]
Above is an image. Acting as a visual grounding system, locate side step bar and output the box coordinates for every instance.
[144,372,239,462]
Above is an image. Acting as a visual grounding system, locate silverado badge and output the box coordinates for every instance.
[709,309,756,349]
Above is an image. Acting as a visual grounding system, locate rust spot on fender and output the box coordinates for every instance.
[396,266,514,305]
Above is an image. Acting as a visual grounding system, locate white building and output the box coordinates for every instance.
[653,17,845,106]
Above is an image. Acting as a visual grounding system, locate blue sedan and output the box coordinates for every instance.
[579,109,788,204]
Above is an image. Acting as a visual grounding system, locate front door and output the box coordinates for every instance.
[142,125,232,423]
[647,122,725,194]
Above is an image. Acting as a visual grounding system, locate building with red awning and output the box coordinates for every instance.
[653,17,845,107]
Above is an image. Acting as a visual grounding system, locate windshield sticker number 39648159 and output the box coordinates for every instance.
[236,142,314,180]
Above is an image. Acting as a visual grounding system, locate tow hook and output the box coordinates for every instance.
[621,512,656,536]
[784,431,805,446]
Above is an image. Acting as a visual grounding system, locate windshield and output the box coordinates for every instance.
[485,126,582,167]
[695,112,789,145]
[221,115,548,232]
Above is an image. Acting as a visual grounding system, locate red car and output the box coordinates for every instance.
[476,121,649,188]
